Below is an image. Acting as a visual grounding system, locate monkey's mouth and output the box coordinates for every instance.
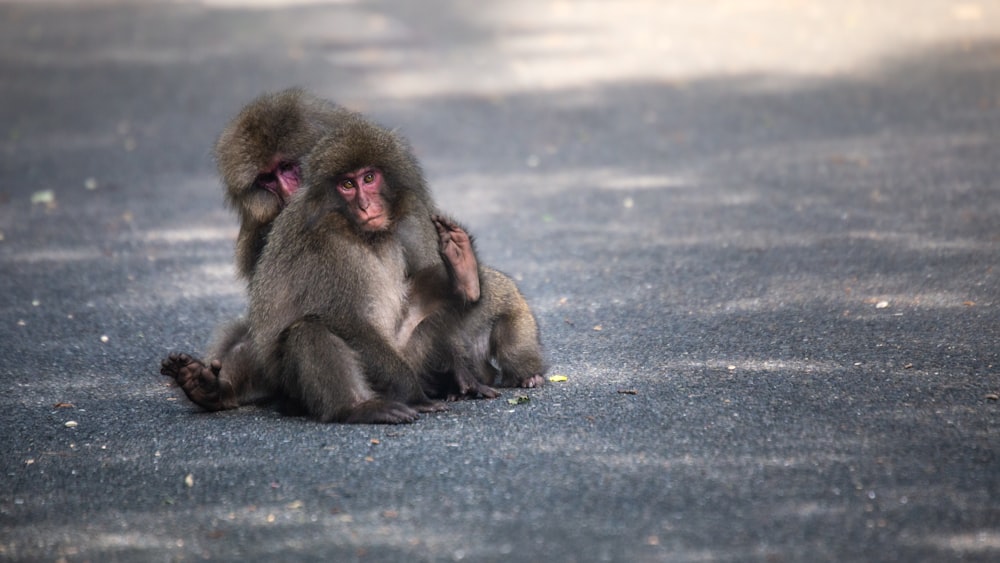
[360,213,387,230]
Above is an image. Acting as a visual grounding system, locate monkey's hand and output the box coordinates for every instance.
[411,399,449,413]
[160,353,234,411]
[342,399,421,424]
[433,214,481,303]
[447,369,500,401]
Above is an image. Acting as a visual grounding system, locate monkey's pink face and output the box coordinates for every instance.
[337,167,388,231]
[257,157,301,206]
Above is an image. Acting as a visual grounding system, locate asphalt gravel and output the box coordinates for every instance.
[1,1,998,562]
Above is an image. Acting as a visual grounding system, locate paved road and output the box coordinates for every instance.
[1,1,998,561]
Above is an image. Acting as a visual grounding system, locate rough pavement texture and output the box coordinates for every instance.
[1,1,998,561]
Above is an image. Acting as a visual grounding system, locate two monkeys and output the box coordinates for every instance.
[161,89,545,424]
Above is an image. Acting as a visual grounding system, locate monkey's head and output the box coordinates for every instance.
[303,116,429,234]
[215,89,323,222]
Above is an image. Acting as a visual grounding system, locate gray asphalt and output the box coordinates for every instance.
[1,1,998,561]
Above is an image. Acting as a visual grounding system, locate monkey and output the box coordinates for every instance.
[162,94,495,416]
[417,220,547,399]
[159,212,498,414]
[246,113,547,423]
[246,116,463,422]
[163,89,487,408]
[476,269,547,389]
[161,91,544,419]
[427,265,547,398]
[214,88,354,281]
[161,89,353,411]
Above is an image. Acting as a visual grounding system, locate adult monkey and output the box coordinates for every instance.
[160,89,353,410]
[218,88,350,280]
[247,115,545,422]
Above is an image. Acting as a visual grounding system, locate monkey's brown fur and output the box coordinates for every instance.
[248,117,447,422]
[162,91,545,420]
[214,88,353,280]
[161,90,354,410]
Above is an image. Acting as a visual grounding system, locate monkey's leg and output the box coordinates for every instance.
[433,215,480,303]
[280,319,421,424]
[160,320,264,411]
[160,353,236,411]
[160,316,279,412]
[491,312,547,389]
[447,365,501,401]
[444,332,500,400]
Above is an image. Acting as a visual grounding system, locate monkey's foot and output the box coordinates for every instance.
[343,399,419,424]
[447,383,501,401]
[160,353,230,411]
[433,214,480,303]
[447,373,501,401]
[518,374,545,389]
[413,400,449,413]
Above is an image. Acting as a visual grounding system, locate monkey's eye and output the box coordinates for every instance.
[363,173,374,184]
[341,180,355,190]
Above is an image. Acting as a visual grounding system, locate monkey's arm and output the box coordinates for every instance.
[433,214,480,304]
[395,201,481,304]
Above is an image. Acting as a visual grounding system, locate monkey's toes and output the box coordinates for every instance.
[519,375,545,388]
[161,353,228,411]
[160,353,193,378]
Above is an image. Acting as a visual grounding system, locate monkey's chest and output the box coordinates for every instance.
[361,250,409,341]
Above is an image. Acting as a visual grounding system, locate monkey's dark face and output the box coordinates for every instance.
[255,156,301,207]
[336,167,389,231]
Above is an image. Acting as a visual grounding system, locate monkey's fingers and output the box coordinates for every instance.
[475,384,501,399]
[160,353,232,411]
[447,383,500,401]
[345,400,419,424]
[413,400,448,413]
[160,353,194,378]
[431,214,458,232]
[433,215,473,241]
[435,222,480,302]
